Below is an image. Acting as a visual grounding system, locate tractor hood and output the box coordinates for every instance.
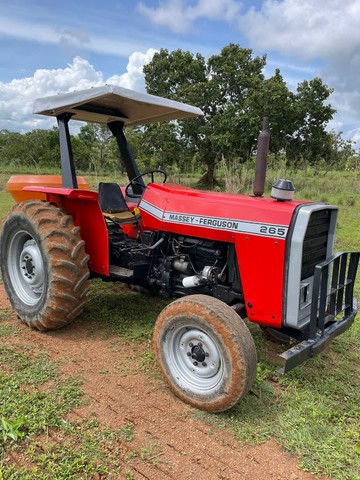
[139,183,312,243]
[33,85,203,126]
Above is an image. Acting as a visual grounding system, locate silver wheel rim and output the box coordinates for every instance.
[7,230,45,306]
[163,323,225,395]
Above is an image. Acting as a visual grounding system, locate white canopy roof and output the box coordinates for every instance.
[33,85,203,126]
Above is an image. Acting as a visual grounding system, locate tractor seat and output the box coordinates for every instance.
[98,182,140,224]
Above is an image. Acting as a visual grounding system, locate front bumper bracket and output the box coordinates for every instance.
[279,251,359,374]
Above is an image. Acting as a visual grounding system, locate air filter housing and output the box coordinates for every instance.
[271,179,295,201]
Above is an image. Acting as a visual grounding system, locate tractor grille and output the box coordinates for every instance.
[301,209,330,280]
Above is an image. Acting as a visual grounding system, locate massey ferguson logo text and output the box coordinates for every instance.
[164,212,287,238]
[167,213,239,230]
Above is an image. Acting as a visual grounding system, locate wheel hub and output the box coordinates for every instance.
[8,232,46,306]
[25,258,35,276]
[171,327,223,386]
[19,240,45,291]
[190,343,206,363]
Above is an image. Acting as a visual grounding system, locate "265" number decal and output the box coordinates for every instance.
[259,225,287,237]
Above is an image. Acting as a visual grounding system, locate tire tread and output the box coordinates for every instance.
[0,200,90,330]
[154,294,257,412]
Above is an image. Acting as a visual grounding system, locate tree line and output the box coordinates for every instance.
[0,44,358,182]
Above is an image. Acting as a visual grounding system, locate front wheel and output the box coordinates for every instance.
[0,200,90,330]
[153,295,257,412]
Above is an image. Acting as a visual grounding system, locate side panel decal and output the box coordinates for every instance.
[139,199,164,220]
[139,199,288,239]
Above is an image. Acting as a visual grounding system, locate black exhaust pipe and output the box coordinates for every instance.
[253,116,270,197]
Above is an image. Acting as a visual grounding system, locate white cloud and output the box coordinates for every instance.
[0,15,147,58]
[242,0,360,60]
[0,50,157,132]
[239,0,360,148]
[0,16,57,45]
[348,127,360,146]
[137,0,242,33]
[107,48,158,91]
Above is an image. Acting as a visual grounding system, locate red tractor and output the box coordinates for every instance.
[1,85,358,412]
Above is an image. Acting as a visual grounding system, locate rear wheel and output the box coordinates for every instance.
[0,200,90,330]
[153,294,257,412]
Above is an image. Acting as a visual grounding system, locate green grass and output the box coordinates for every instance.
[0,308,19,337]
[0,191,14,221]
[0,168,359,479]
[0,343,153,479]
[0,345,103,478]
[0,347,83,437]
[85,281,168,342]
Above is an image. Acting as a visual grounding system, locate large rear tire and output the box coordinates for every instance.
[0,200,90,330]
[153,294,257,412]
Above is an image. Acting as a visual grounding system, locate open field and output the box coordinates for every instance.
[0,168,359,479]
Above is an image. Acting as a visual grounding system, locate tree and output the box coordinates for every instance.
[0,130,28,167]
[257,69,296,155]
[322,130,355,173]
[144,44,267,185]
[286,78,335,166]
[77,123,115,172]
[142,123,187,170]
[0,128,60,170]
[144,45,337,183]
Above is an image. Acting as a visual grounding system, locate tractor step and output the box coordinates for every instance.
[109,265,134,278]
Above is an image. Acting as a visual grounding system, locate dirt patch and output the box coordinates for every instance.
[0,285,330,479]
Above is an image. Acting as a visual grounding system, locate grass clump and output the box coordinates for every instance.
[0,346,83,443]
[275,343,360,479]
[118,423,135,443]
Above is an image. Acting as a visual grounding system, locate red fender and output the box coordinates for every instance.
[23,186,109,276]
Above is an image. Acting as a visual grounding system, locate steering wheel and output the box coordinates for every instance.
[125,169,167,198]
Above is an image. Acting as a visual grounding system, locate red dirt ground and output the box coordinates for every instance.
[0,286,330,480]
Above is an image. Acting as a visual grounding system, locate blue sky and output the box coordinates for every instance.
[1,0,360,149]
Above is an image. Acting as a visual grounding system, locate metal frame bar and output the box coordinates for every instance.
[57,113,78,189]
[107,121,145,195]
[56,114,146,194]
